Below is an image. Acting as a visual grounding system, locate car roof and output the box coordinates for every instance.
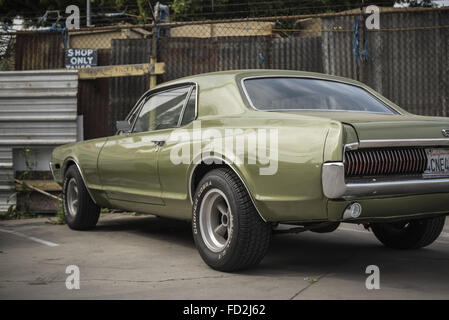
[155,69,363,89]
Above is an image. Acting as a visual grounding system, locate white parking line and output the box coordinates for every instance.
[0,228,59,247]
[339,227,369,234]
[339,227,449,238]
[338,226,449,244]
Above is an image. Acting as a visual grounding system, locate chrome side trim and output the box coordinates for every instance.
[322,162,449,199]
[359,138,449,148]
[344,142,359,151]
[62,157,97,205]
[188,156,267,222]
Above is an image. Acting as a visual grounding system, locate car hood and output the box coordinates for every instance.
[281,111,449,141]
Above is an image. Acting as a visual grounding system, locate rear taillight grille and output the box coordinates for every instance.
[344,148,428,177]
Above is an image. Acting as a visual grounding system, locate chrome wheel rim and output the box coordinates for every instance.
[66,178,79,217]
[199,188,232,253]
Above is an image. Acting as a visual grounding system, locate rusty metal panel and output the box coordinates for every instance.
[271,36,323,72]
[374,10,449,116]
[14,32,65,71]
[216,36,271,71]
[321,15,356,80]
[109,39,152,135]
[159,37,217,81]
[320,10,449,117]
[77,48,110,140]
[77,79,109,139]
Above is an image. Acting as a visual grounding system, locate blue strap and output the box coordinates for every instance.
[353,16,360,67]
[362,21,368,62]
[353,16,369,66]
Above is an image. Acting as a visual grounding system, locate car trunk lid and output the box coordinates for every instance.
[282,111,449,141]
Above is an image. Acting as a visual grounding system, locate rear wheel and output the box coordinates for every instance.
[63,165,100,230]
[192,168,272,271]
[371,216,445,250]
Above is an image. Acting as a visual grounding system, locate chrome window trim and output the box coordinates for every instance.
[177,85,198,128]
[177,86,194,127]
[322,162,449,199]
[240,75,400,115]
[130,84,195,133]
[120,82,199,135]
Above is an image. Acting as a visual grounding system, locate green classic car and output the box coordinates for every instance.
[51,70,449,271]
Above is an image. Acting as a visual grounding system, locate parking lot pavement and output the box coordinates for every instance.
[0,213,448,300]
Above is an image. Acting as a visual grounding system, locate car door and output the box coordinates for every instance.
[97,85,193,205]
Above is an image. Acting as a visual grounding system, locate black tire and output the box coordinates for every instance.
[371,216,446,250]
[62,165,100,230]
[192,168,271,271]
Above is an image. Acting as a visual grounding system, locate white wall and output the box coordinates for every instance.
[13,147,55,171]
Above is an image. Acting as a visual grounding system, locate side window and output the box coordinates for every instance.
[180,87,196,126]
[133,86,191,133]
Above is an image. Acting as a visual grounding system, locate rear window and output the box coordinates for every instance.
[243,77,395,114]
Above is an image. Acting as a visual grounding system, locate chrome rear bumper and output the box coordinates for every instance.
[322,162,449,199]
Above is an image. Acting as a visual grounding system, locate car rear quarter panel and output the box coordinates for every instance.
[192,115,343,222]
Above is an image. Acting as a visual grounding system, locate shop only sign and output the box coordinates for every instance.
[65,49,97,69]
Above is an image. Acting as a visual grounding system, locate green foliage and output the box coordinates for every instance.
[46,198,65,224]
[169,0,398,20]
[3,147,35,219]
[0,54,14,71]
[0,0,152,26]
[0,0,415,26]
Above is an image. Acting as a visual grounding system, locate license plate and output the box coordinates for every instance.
[424,148,449,176]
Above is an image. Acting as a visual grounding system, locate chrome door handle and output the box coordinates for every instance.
[152,140,165,147]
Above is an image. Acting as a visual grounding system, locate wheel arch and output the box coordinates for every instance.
[188,155,267,222]
[62,157,98,205]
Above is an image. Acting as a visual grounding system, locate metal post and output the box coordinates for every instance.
[150,2,158,89]
[358,13,364,83]
[86,0,91,27]
[358,0,365,83]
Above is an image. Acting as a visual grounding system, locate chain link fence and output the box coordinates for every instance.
[1,7,449,134]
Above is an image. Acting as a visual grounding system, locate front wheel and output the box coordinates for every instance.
[192,168,272,271]
[371,216,445,250]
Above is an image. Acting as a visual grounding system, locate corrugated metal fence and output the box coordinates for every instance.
[0,70,78,212]
[109,39,152,136]
[15,32,65,71]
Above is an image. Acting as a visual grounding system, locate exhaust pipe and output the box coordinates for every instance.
[343,202,362,220]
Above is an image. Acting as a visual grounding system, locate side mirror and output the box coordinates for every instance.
[116,120,132,132]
